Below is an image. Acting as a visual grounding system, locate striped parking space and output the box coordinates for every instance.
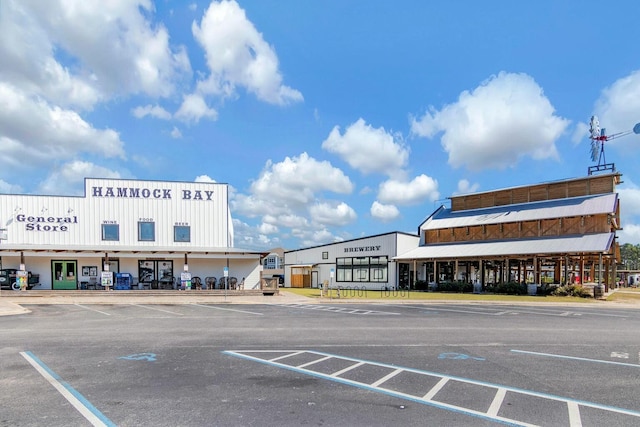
[223,349,640,427]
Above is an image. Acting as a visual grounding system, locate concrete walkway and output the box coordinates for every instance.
[0,290,311,316]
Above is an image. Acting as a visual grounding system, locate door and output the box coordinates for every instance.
[52,260,78,290]
[311,271,319,288]
[399,263,410,289]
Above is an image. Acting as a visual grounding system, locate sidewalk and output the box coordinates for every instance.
[0,290,311,316]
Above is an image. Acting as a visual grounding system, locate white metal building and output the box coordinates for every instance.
[0,178,263,290]
[283,232,419,290]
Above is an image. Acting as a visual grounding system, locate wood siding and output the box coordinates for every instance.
[450,174,620,211]
[425,214,612,244]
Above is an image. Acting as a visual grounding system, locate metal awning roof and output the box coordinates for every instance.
[0,244,263,258]
[394,233,614,260]
[289,264,316,268]
[423,193,617,230]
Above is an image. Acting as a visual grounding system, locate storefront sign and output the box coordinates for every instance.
[16,214,78,232]
[91,186,215,201]
[343,245,381,253]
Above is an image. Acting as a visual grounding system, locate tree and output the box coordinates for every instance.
[620,243,640,270]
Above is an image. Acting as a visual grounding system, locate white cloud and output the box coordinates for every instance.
[230,153,354,248]
[455,179,480,195]
[0,179,23,194]
[132,104,172,120]
[232,218,280,249]
[293,227,343,248]
[170,126,183,139]
[377,174,439,205]
[38,161,122,195]
[594,70,640,145]
[411,72,569,171]
[309,202,357,226]
[258,222,279,234]
[192,0,302,105]
[618,185,640,245]
[275,213,310,229]
[0,82,125,170]
[247,153,354,207]
[322,118,409,176]
[0,0,191,107]
[370,201,400,222]
[175,93,218,123]
[572,121,589,145]
[194,175,216,183]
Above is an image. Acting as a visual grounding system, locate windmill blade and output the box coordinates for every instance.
[590,139,600,162]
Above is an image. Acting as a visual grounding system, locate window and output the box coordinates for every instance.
[322,251,328,260]
[336,256,388,283]
[102,224,119,241]
[174,225,190,242]
[138,221,155,241]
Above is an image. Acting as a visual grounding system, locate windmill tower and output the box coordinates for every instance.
[588,116,640,175]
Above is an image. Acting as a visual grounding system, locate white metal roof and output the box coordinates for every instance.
[394,233,614,260]
[0,244,264,258]
[423,193,617,230]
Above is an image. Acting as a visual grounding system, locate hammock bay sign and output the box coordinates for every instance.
[91,186,215,201]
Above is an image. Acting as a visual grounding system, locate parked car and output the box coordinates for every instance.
[0,269,40,290]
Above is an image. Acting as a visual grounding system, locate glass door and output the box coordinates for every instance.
[52,260,78,290]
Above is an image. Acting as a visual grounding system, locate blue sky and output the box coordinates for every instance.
[1,0,640,251]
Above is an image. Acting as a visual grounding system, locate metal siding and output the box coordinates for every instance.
[422,194,617,230]
[395,233,614,260]
[0,179,229,249]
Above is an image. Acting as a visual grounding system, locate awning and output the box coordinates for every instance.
[289,264,316,268]
[394,233,614,260]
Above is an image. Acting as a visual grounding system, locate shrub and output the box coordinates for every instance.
[552,284,593,298]
[435,281,473,293]
[485,281,527,295]
[414,280,429,291]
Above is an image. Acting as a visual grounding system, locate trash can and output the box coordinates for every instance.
[593,284,605,298]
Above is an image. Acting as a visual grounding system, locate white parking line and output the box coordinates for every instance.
[74,304,111,316]
[190,303,263,315]
[21,351,115,427]
[511,349,640,368]
[487,387,507,416]
[129,304,184,315]
[225,349,640,425]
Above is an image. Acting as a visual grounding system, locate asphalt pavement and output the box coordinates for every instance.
[1,288,638,317]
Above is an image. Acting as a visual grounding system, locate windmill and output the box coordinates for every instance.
[588,115,640,175]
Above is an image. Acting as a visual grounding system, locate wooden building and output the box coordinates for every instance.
[395,173,622,291]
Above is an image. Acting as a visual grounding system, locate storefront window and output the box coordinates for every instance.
[138,221,155,241]
[336,256,388,283]
[101,224,119,241]
[174,225,190,242]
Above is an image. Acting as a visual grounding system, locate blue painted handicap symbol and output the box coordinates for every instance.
[438,352,485,361]
[118,352,157,362]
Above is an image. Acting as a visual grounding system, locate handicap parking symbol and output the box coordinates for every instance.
[118,352,157,362]
[438,352,485,361]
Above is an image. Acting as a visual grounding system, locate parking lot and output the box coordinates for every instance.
[2,301,640,426]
